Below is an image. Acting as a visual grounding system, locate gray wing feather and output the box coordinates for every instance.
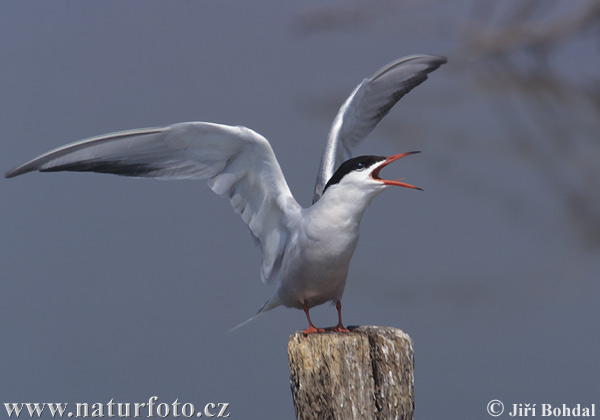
[313,54,447,202]
[5,122,300,284]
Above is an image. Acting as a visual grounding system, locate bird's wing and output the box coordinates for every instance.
[5,122,301,283]
[313,54,447,202]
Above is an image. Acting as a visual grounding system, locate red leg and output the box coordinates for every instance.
[328,301,350,332]
[303,304,325,335]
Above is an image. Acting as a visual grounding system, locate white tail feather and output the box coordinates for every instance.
[229,298,281,332]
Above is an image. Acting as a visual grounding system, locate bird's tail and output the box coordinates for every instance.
[229,298,281,332]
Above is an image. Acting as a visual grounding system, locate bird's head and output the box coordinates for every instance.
[322,152,422,201]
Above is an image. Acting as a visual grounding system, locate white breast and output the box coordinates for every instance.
[274,183,377,309]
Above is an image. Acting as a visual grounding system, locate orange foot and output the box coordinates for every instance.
[303,325,326,335]
[327,325,350,333]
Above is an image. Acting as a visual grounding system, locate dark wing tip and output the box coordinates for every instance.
[39,160,159,177]
[370,54,447,82]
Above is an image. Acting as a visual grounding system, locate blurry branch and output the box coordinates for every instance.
[291,0,446,37]
[292,6,377,34]
[464,2,600,56]
[461,1,600,249]
[293,0,600,249]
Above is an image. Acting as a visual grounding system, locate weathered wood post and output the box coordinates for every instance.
[288,326,414,420]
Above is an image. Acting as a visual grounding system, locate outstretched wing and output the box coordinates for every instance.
[313,54,447,202]
[5,122,301,283]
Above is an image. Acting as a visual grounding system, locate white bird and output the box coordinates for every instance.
[6,54,446,334]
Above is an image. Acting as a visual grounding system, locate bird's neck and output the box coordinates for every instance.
[310,184,381,229]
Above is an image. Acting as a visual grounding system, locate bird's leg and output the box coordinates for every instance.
[328,300,350,333]
[303,303,325,335]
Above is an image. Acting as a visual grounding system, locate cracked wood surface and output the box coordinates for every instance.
[288,326,414,420]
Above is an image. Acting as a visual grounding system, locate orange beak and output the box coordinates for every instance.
[370,151,422,191]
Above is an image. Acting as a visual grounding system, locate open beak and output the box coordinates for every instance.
[370,151,422,191]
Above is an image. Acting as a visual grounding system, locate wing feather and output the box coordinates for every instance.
[313,54,447,202]
[5,122,300,283]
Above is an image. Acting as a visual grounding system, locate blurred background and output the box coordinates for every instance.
[1,1,599,418]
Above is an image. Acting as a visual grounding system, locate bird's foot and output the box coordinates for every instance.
[326,324,350,333]
[327,301,350,332]
[303,325,326,336]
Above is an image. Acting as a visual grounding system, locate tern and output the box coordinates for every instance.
[6,54,446,334]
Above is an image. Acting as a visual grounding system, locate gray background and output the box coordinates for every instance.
[2,1,599,419]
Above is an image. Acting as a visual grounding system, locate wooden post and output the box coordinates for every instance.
[288,326,414,420]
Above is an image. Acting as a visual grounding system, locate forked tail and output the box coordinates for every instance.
[229,297,281,332]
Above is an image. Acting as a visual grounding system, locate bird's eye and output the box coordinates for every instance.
[355,162,365,170]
